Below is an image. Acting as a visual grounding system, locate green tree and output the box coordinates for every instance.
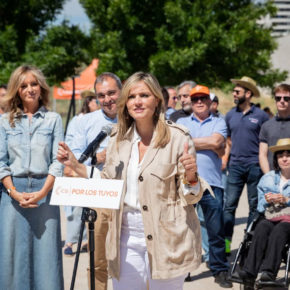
[0,1,92,85]
[23,22,91,85]
[81,0,287,87]
[0,0,64,55]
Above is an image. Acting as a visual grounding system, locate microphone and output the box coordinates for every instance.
[78,125,112,164]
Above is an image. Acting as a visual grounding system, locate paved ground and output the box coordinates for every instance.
[59,187,272,290]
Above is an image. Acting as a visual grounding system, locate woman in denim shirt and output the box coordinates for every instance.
[0,65,64,290]
[239,138,290,284]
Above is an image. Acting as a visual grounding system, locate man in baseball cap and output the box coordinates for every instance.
[210,92,223,118]
[178,84,231,288]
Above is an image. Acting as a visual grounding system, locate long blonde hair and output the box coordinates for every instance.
[117,72,170,148]
[5,65,50,127]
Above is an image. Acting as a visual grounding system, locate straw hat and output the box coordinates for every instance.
[230,76,260,98]
[81,90,97,99]
[269,138,290,153]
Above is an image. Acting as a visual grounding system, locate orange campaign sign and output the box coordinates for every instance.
[50,177,124,209]
[52,58,99,100]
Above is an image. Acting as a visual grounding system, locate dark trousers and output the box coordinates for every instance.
[243,219,290,277]
[224,164,263,240]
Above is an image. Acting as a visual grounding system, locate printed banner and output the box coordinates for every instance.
[50,177,123,209]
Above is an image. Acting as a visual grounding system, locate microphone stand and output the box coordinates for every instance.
[70,154,98,290]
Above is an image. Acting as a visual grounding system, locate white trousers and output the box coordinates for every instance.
[112,208,185,290]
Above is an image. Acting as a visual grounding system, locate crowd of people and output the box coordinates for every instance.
[0,64,289,290]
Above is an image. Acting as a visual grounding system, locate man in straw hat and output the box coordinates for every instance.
[259,83,290,174]
[223,76,269,255]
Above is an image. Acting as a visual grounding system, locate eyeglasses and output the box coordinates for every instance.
[275,96,290,102]
[191,96,210,103]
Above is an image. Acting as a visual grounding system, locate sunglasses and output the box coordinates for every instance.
[191,96,210,103]
[232,89,245,95]
[275,96,290,102]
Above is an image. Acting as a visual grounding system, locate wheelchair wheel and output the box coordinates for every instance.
[240,284,254,290]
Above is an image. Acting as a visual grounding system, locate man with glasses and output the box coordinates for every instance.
[164,86,178,118]
[177,85,232,288]
[259,83,290,173]
[71,72,121,290]
[170,80,196,122]
[223,76,269,255]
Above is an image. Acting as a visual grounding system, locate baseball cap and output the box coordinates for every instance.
[210,93,219,103]
[190,85,210,97]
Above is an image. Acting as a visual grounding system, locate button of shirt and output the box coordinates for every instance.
[142,205,148,211]
[139,175,144,182]
[147,234,153,240]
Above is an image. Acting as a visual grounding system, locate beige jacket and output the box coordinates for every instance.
[101,121,205,280]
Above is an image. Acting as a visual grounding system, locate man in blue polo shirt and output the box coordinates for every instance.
[223,76,269,254]
[177,85,232,288]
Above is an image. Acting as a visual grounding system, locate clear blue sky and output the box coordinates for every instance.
[54,0,92,31]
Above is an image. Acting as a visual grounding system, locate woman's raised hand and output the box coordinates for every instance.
[57,142,78,168]
[57,142,88,178]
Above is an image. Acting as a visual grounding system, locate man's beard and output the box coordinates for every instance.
[234,95,246,105]
[183,103,192,113]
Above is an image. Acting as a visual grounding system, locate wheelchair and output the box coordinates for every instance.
[229,214,290,289]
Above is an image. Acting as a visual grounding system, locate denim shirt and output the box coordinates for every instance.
[257,170,290,213]
[0,107,63,180]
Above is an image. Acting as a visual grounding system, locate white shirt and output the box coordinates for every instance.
[124,128,144,209]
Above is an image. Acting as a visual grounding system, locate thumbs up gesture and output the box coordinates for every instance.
[180,142,198,184]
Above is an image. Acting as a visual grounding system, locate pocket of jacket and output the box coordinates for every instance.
[150,163,178,199]
[150,163,177,180]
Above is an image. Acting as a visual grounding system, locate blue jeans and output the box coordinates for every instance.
[198,186,229,275]
[196,204,209,262]
[224,163,263,240]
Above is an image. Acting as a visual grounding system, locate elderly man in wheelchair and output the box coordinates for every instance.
[231,138,290,288]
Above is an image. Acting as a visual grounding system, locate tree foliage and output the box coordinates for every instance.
[81,0,287,87]
[0,0,287,89]
[23,22,91,85]
[0,1,90,85]
[0,0,65,54]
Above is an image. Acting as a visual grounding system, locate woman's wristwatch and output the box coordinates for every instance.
[182,172,199,186]
[7,186,16,196]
